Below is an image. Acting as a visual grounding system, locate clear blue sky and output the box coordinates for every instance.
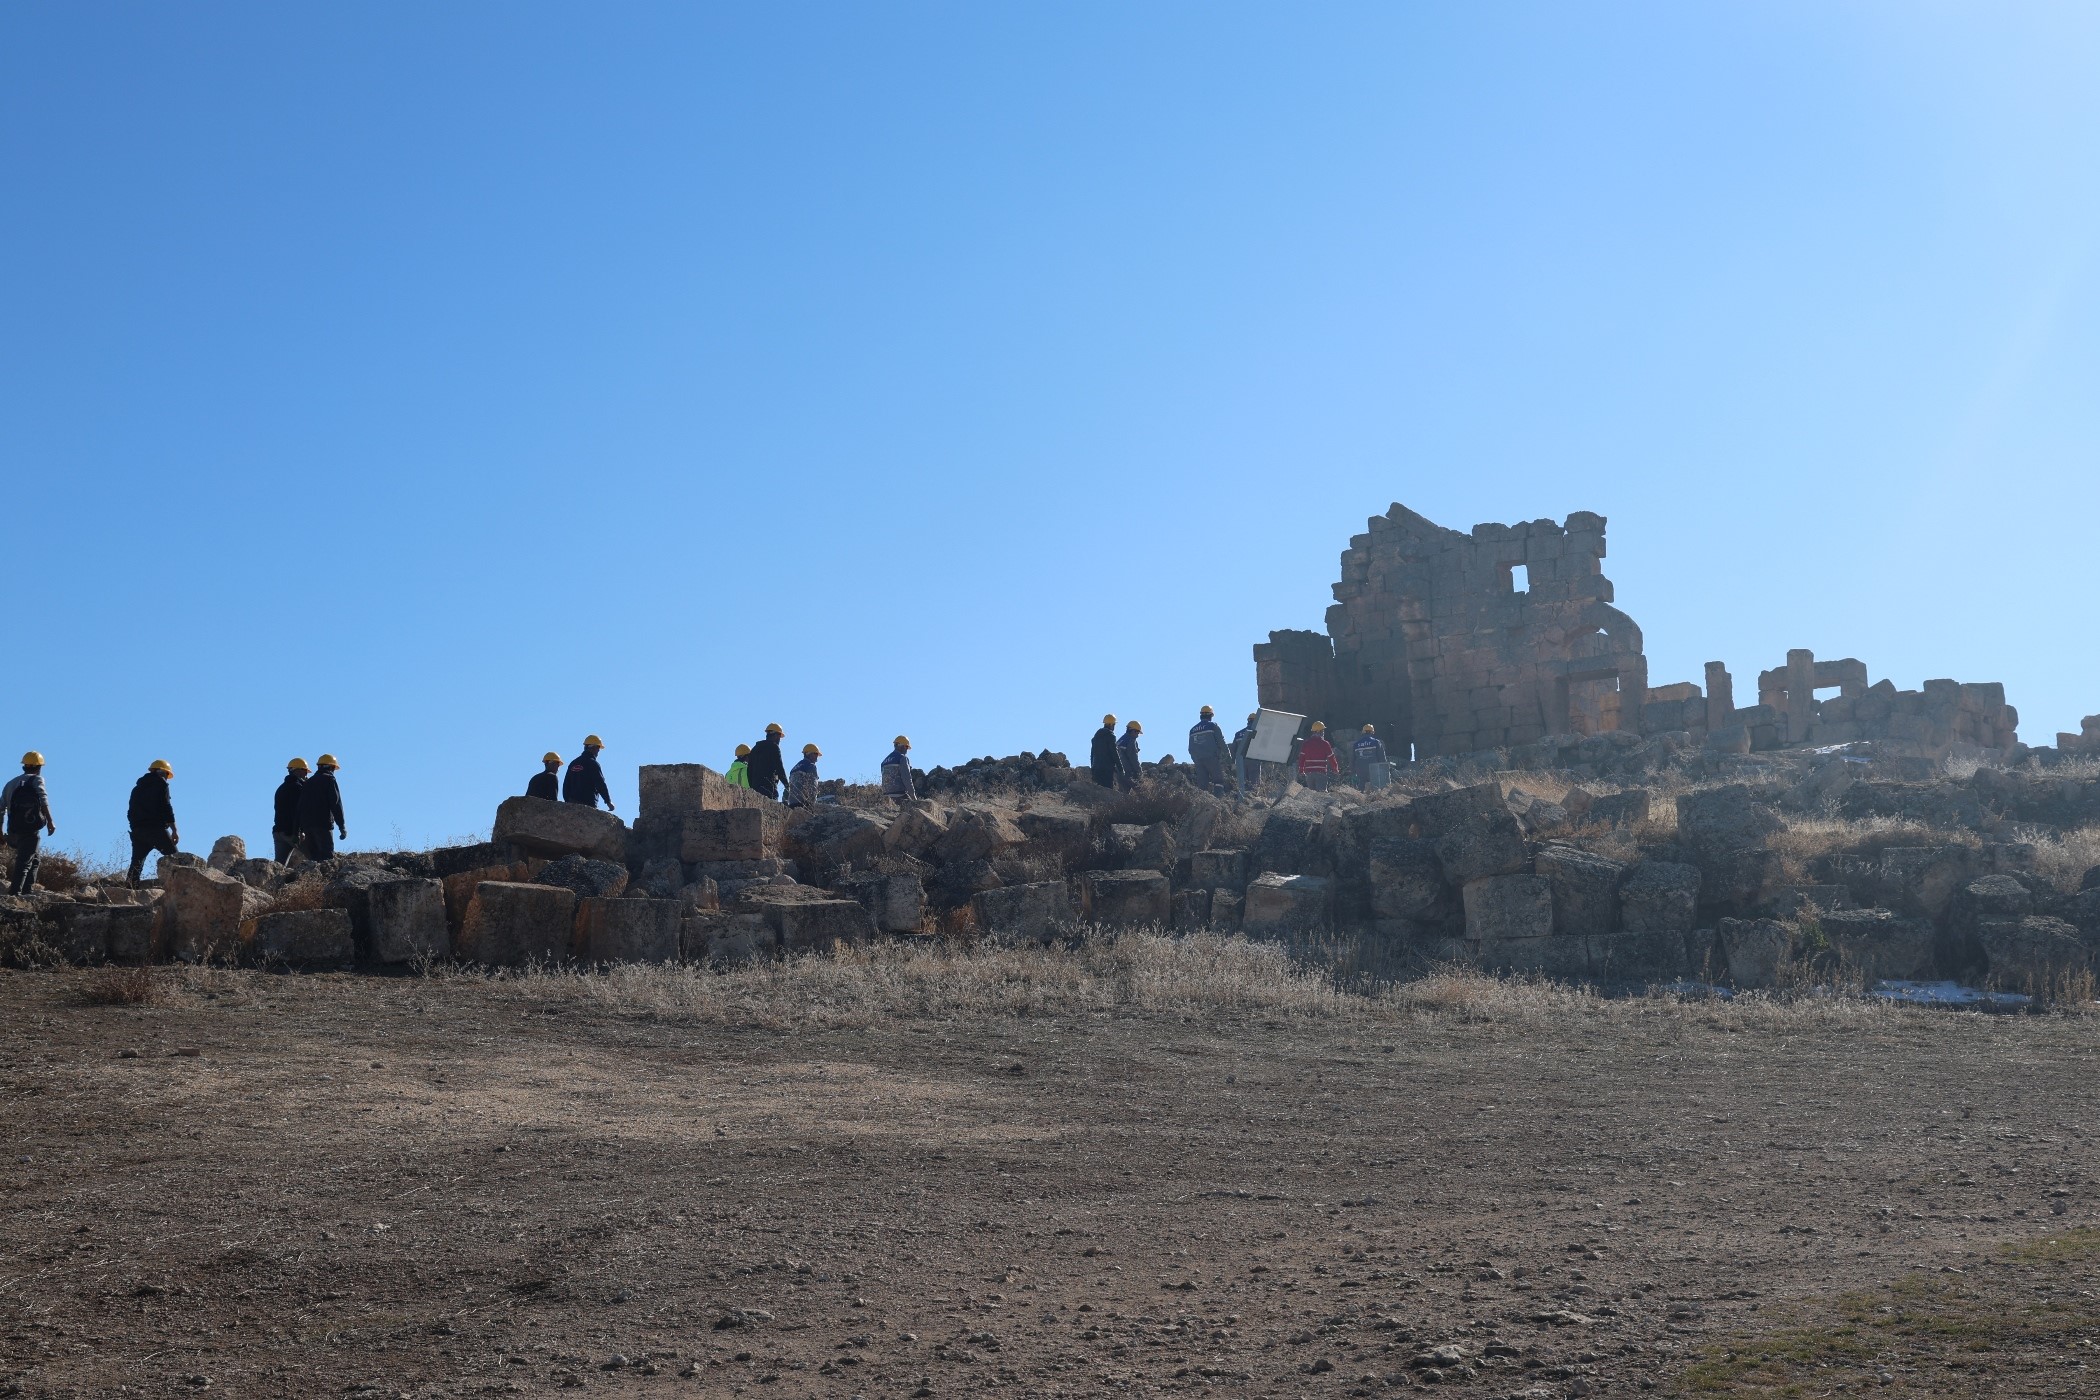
[5,3,2097,861]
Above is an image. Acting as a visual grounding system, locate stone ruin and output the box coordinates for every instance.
[1256,503,2021,765]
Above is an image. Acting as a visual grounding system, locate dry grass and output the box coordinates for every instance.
[1772,813,1979,869]
[76,964,162,1005]
[2031,825,2100,893]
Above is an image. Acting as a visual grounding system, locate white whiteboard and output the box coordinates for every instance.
[1245,708,1305,765]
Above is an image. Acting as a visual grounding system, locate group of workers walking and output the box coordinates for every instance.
[527,727,919,814]
[1090,708,1393,798]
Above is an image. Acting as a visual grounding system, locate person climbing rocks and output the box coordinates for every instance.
[1296,721,1340,792]
[881,736,916,801]
[125,759,180,886]
[1116,720,1144,792]
[526,752,562,801]
[273,758,308,862]
[1090,714,1120,788]
[746,724,789,801]
[1352,724,1391,791]
[3,752,55,896]
[1187,705,1230,796]
[563,735,614,810]
[787,743,822,808]
[298,754,347,861]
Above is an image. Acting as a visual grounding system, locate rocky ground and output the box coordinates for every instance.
[3,950,2097,1399]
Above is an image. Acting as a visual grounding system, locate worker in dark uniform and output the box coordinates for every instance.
[562,735,614,810]
[2,751,55,896]
[272,758,308,862]
[125,759,180,886]
[746,723,789,802]
[1232,711,1261,797]
[1187,705,1230,796]
[297,754,347,861]
[1116,720,1144,792]
[527,751,562,800]
[1089,714,1120,788]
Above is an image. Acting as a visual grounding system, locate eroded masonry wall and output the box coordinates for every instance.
[1256,504,2019,763]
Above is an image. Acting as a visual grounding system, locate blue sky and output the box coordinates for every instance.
[4,3,2097,860]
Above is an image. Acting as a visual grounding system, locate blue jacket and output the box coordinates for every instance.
[880,747,915,798]
[1116,729,1141,779]
[1352,734,1389,767]
[786,755,820,807]
[1187,719,1227,761]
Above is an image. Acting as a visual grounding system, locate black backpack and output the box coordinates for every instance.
[8,776,44,832]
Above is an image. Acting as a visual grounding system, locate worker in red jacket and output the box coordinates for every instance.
[1296,721,1340,792]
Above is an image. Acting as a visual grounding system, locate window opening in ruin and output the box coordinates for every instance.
[1506,564,1529,594]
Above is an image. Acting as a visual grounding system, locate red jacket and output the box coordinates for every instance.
[1297,734,1339,774]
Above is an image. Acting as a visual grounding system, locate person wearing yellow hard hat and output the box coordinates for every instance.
[786,743,823,809]
[273,759,310,862]
[562,734,614,811]
[1296,721,1340,793]
[1187,705,1230,797]
[1115,720,1144,792]
[298,754,347,861]
[745,723,789,802]
[3,751,55,896]
[880,735,916,802]
[125,759,182,887]
[1351,723,1392,792]
[1089,714,1120,789]
[526,752,562,802]
[725,743,753,790]
[1232,711,1263,798]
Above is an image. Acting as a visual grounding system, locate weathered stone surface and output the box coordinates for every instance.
[1618,861,1701,937]
[163,862,269,961]
[1171,888,1213,929]
[207,835,247,873]
[684,910,771,963]
[1676,786,1783,857]
[105,905,158,963]
[1478,933,1592,979]
[1815,908,1933,982]
[442,862,529,932]
[228,858,288,890]
[1188,849,1247,893]
[1412,783,1528,884]
[459,882,578,967]
[785,806,892,868]
[1367,837,1447,923]
[1875,847,1980,921]
[1104,822,1175,873]
[37,904,111,963]
[678,809,769,863]
[1591,927,1688,982]
[1211,889,1243,927]
[245,908,355,966]
[638,763,771,820]
[575,896,683,963]
[1014,807,1091,866]
[491,795,629,864]
[1461,874,1553,941]
[883,800,951,856]
[1585,790,1651,829]
[430,842,507,878]
[932,808,1025,866]
[833,871,926,933]
[1534,845,1625,938]
[532,854,630,901]
[366,877,448,964]
[1718,917,1793,990]
[973,881,1073,945]
[1241,873,1332,936]
[1980,916,2092,991]
[742,890,876,952]
[1081,869,1171,926]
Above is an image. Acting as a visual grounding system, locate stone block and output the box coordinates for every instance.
[532,854,630,900]
[1477,933,1590,979]
[684,911,772,963]
[459,882,578,967]
[1081,869,1171,926]
[1368,837,1448,922]
[1171,889,1214,929]
[430,842,506,878]
[1980,916,2093,991]
[1104,822,1174,873]
[1718,917,1792,990]
[245,908,355,966]
[1589,928,1688,982]
[676,808,769,863]
[1242,873,1332,935]
[207,836,247,872]
[1816,908,1934,981]
[1188,849,1247,892]
[491,795,629,864]
[1412,782,1528,884]
[638,763,769,820]
[105,905,159,963]
[972,881,1073,945]
[1675,785,1783,857]
[785,806,892,868]
[1462,874,1553,941]
[576,896,683,963]
[1534,844,1625,938]
[933,808,1026,866]
[163,862,269,961]
[1015,806,1092,866]
[834,871,926,933]
[1586,790,1650,828]
[228,858,288,890]
[884,800,951,857]
[1619,861,1701,937]
[442,863,528,931]
[744,891,876,952]
[37,904,111,964]
[366,877,448,964]
[1211,889,1243,927]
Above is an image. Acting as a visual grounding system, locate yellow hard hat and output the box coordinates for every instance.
[1247,712,1260,722]
[583,734,604,748]
[1200,705,1214,717]
[20,751,43,767]
[149,759,173,777]
[1103,714,1116,727]
[802,743,821,756]
[1310,721,1326,733]
[317,754,340,769]
[765,722,784,736]
[734,744,752,758]
[894,735,911,748]
[543,751,562,765]
[287,757,310,773]
[1127,720,1143,734]
[1362,724,1376,734]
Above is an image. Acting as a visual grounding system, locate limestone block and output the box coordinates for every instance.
[459,882,578,967]
[1172,889,1213,929]
[1534,845,1625,938]
[1618,861,1701,937]
[1718,917,1792,990]
[1368,837,1448,922]
[106,905,159,963]
[575,896,682,963]
[207,836,247,872]
[1981,916,2093,991]
[163,862,269,961]
[1590,928,1688,982]
[1015,807,1091,866]
[1210,889,1243,928]
[37,904,110,964]
[228,858,288,890]
[1188,849,1247,892]
[442,863,529,931]
[684,910,771,963]
[1816,908,1934,982]
[491,795,629,864]
[1411,782,1528,884]
[785,806,891,868]
[321,867,396,953]
[833,871,925,933]
[1081,869,1171,926]
[1477,933,1591,979]
[1104,822,1174,873]
[1585,790,1650,828]
[884,800,950,856]
[366,877,448,964]
[679,809,769,863]
[1675,785,1783,856]
[1242,873,1332,935]
[245,909,355,966]
[744,891,876,952]
[932,808,1025,866]
[1461,874,1553,941]
[973,881,1074,945]
[638,763,769,820]
[532,854,630,900]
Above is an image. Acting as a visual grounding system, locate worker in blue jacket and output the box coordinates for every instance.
[1352,724,1391,791]
[1115,720,1143,792]
[881,737,916,801]
[1187,706,1230,795]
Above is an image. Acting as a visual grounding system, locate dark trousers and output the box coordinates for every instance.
[272,829,298,863]
[1192,755,1226,795]
[8,832,40,895]
[301,829,335,861]
[128,829,178,885]
[1300,771,1330,792]
[1091,768,1115,788]
[1116,767,1137,792]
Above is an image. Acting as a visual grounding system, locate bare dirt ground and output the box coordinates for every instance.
[3,942,2098,1400]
